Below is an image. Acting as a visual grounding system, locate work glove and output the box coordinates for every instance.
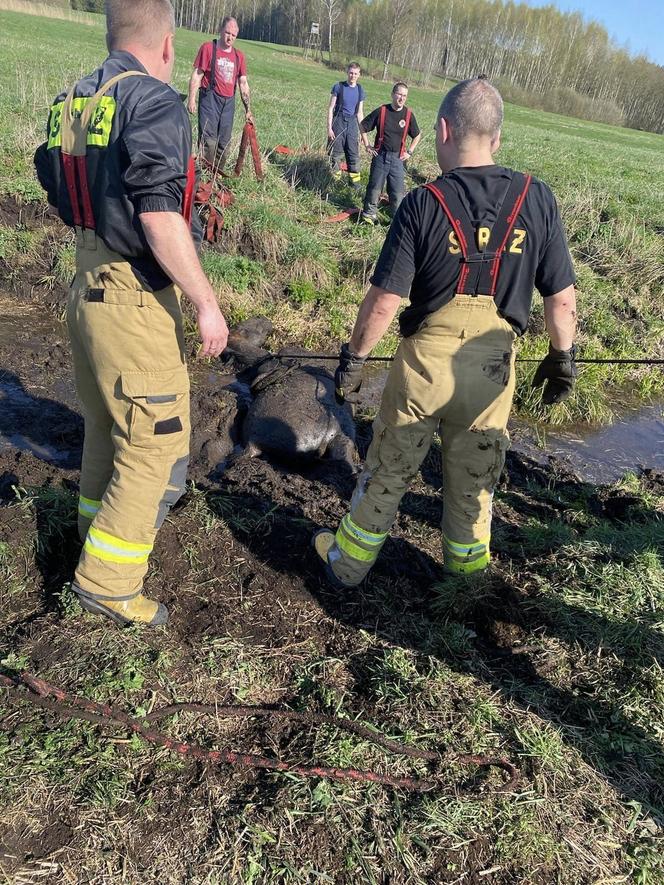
[532,343,577,404]
[334,342,367,405]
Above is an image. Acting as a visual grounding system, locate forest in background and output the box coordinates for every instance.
[64,0,664,133]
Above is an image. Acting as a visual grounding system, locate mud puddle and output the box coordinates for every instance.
[512,403,664,483]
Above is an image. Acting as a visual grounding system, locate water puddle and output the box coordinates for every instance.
[512,403,664,483]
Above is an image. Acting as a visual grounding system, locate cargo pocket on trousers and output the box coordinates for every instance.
[121,367,189,449]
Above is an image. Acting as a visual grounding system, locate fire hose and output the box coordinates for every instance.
[1,671,518,794]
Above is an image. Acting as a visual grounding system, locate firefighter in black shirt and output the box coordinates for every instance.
[360,83,421,224]
[314,77,577,586]
[34,0,229,627]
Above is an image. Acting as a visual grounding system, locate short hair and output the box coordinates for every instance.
[392,81,408,94]
[220,16,238,32]
[347,62,361,71]
[437,77,504,143]
[105,0,175,50]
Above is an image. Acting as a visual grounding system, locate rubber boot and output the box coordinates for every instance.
[74,584,169,627]
[311,529,358,590]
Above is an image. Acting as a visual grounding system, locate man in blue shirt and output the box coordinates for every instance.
[327,62,365,188]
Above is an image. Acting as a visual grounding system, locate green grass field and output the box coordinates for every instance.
[0,8,663,884]
[0,7,663,423]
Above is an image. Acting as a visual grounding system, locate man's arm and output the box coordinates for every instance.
[327,94,337,140]
[543,285,576,350]
[238,75,253,124]
[403,132,421,160]
[356,100,364,123]
[349,285,402,356]
[187,69,204,115]
[139,211,228,357]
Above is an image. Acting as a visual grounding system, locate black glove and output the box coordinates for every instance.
[532,343,577,404]
[334,343,367,405]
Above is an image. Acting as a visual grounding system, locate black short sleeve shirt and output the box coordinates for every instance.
[370,165,575,336]
[361,105,420,152]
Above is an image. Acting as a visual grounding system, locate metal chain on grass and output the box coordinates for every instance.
[1,672,518,793]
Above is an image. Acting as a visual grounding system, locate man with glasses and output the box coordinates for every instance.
[34,0,229,626]
[360,82,421,224]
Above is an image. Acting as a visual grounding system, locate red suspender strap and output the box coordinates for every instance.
[374,105,387,151]
[489,174,531,296]
[75,155,95,229]
[182,155,196,227]
[401,108,412,156]
[61,153,82,227]
[423,181,471,292]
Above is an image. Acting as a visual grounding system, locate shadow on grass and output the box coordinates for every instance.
[209,458,664,823]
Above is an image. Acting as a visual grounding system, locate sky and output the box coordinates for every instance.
[527,0,664,65]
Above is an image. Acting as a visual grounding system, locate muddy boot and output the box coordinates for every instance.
[311,529,358,590]
[74,584,169,627]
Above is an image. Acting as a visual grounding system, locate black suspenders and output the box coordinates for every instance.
[424,172,531,297]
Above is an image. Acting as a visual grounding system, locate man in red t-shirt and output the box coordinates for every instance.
[188,16,253,167]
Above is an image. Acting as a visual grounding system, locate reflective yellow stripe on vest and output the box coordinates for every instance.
[84,526,152,565]
[78,495,101,519]
[335,514,387,564]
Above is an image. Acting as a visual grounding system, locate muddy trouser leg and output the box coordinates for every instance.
[199,91,234,169]
[328,116,346,174]
[68,250,190,605]
[362,153,388,218]
[215,94,235,168]
[67,289,114,542]
[326,296,516,584]
[386,153,405,215]
[344,117,361,185]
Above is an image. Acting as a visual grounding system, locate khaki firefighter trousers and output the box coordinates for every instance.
[67,233,190,604]
[327,295,517,585]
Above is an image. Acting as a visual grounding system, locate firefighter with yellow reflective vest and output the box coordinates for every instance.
[314,76,577,587]
[34,0,229,627]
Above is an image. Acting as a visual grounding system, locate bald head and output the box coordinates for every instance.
[106,0,175,51]
[438,77,503,145]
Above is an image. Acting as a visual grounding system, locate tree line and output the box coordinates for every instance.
[70,0,663,133]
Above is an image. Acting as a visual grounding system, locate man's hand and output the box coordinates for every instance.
[245,110,254,125]
[334,343,367,405]
[196,301,229,358]
[532,343,577,404]
[187,99,197,115]
[365,144,377,157]
[328,127,336,142]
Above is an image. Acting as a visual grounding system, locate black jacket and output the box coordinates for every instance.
[34,51,202,291]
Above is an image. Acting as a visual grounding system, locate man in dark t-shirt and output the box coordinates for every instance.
[327,62,366,188]
[313,77,577,587]
[360,82,421,223]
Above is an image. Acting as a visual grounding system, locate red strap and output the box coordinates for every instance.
[182,155,196,227]
[74,155,95,229]
[489,174,531,296]
[375,105,387,151]
[423,182,471,292]
[400,108,412,156]
[62,153,82,227]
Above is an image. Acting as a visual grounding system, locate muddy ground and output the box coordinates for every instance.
[1,197,663,882]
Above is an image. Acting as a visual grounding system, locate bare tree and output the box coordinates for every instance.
[320,0,343,60]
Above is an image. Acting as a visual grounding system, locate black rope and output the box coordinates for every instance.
[274,353,664,366]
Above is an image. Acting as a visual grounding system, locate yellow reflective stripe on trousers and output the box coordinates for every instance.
[84,526,152,565]
[335,514,387,564]
[78,495,101,519]
[443,535,490,558]
[443,534,490,574]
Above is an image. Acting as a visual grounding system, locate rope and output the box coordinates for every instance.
[1,671,518,794]
[270,353,664,366]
